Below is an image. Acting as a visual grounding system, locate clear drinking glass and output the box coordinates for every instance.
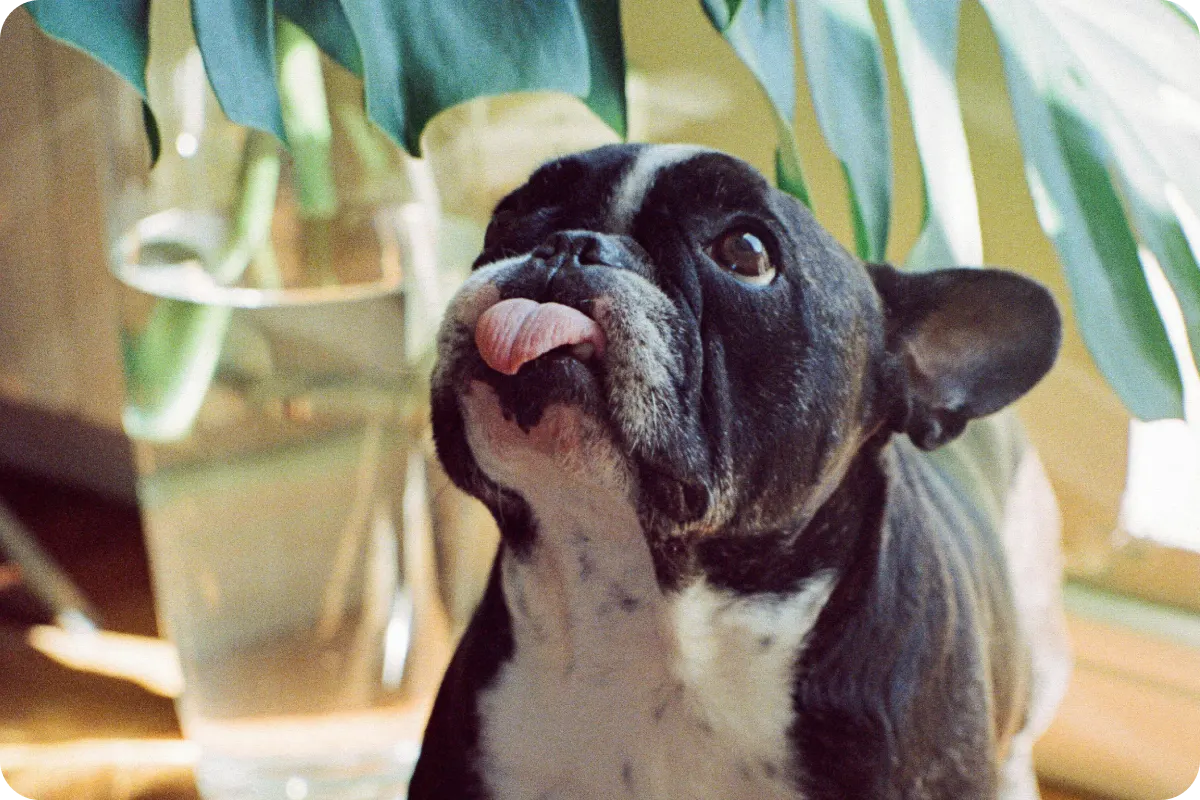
[102,4,474,798]
[126,289,435,800]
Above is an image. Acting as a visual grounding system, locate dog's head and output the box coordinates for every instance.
[431,144,1060,576]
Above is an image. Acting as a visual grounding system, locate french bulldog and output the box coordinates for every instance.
[411,144,1071,799]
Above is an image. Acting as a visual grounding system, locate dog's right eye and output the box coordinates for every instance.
[710,229,776,286]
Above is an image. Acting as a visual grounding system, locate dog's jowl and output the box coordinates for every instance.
[411,145,1071,800]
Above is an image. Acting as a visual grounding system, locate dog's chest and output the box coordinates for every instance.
[475,501,832,800]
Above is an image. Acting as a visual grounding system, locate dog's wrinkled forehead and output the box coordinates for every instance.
[478,144,782,261]
[608,145,717,231]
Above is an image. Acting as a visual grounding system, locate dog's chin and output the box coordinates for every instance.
[473,349,606,431]
[460,376,632,499]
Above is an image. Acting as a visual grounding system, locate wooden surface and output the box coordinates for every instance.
[0,469,187,799]
[1035,610,1200,800]
[0,10,126,430]
[1044,789,1101,800]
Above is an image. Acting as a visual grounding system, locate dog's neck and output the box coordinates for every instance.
[648,438,892,596]
[497,440,891,667]
[485,463,839,800]
[499,480,665,673]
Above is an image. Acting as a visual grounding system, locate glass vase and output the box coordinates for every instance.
[101,5,479,799]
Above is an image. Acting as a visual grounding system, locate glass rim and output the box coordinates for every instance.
[112,208,405,308]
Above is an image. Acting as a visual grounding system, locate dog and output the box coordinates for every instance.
[411,144,1071,799]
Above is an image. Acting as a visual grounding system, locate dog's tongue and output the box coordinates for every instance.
[475,298,605,376]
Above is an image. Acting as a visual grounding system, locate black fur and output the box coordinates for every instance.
[413,144,1061,799]
[409,559,512,796]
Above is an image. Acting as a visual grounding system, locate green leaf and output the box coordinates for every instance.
[1048,103,1182,420]
[984,0,1191,419]
[190,0,287,142]
[1001,63,1183,418]
[702,0,746,31]
[796,0,891,260]
[28,0,149,93]
[276,0,363,77]
[1132,203,1200,379]
[721,0,797,121]
[578,0,628,137]
[1021,0,1200,376]
[882,0,980,269]
[705,0,811,204]
[29,0,160,164]
[774,117,811,206]
[339,0,601,155]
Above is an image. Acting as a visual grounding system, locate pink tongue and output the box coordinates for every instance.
[475,298,605,376]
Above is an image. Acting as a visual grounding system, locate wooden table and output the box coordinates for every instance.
[0,468,197,799]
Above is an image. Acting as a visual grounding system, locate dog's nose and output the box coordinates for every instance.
[532,231,611,277]
[531,231,615,302]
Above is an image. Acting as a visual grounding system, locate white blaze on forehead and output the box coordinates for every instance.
[610,145,712,233]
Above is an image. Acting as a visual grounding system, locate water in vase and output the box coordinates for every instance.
[115,209,448,800]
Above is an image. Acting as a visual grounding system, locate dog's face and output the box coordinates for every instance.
[431,144,1059,582]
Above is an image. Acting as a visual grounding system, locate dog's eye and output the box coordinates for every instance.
[711,229,775,286]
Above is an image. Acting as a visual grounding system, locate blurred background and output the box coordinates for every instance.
[1,0,1198,798]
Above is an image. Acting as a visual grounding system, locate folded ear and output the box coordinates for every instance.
[869,264,1062,450]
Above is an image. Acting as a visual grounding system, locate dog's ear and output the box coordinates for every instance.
[869,264,1061,450]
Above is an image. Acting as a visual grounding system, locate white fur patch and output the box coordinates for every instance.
[996,448,1071,800]
[467,387,830,799]
[609,145,711,233]
[672,575,835,770]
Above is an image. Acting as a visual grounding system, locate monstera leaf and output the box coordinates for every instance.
[339,0,625,154]
[881,0,981,269]
[979,0,1199,420]
[27,0,626,157]
[23,0,1200,421]
[26,0,160,161]
[796,0,891,261]
[704,0,812,206]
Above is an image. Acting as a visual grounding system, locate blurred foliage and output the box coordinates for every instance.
[27,0,1200,420]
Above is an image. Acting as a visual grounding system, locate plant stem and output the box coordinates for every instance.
[276,16,339,285]
[125,22,343,442]
[212,130,283,284]
[277,14,337,219]
[123,131,282,442]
